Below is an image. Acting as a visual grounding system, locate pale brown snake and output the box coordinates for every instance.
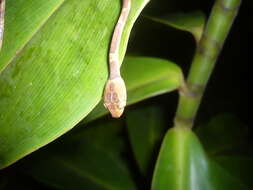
[103,0,131,118]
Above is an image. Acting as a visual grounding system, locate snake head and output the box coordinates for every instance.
[103,77,127,118]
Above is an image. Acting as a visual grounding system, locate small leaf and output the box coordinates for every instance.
[84,56,183,122]
[214,156,253,189]
[195,113,249,155]
[145,11,206,42]
[126,104,167,176]
[151,127,249,190]
[0,0,150,168]
[18,120,137,190]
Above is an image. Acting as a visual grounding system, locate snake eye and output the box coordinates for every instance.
[112,93,119,103]
[106,93,112,102]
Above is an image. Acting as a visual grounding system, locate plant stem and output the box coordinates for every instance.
[174,0,241,128]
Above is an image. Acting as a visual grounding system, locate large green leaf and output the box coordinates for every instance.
[18,119,137,190]
[145,11,206,42]
[126,104,167,176]
[84,56,183,122]
[151,127,249,190]
[0,0,150,168]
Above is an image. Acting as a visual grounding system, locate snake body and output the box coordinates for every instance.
[0,0,5,50]
[103,0,131,118]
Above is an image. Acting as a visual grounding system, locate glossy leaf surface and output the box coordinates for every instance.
[151,127,249,190]
[146,11,205,42]
[0,0,65,71]
[126,104,167,175]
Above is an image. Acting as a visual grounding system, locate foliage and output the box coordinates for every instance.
[0,0,250,190]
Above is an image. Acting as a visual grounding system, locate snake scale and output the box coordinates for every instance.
[103,0,131,118]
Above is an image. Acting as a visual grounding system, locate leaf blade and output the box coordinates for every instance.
[151,127,249,190]
[0,0,66,72]
[18,120,137,190]
[126,104,167,175]
[145,11,206,42]
[0,0,150,168]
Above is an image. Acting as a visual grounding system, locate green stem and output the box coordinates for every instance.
[174,0,241,128]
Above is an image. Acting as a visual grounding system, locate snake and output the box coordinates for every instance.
[0,0,5,50]
[103,0,131,118]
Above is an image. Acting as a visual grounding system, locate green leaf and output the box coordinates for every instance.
[195,114,253,188]
[0,0,65,71]
[214,156,253,189]
[195,113,249,155]
[126,104,167,175]
[84,56,183,122]
[151,127,249,190]
[145,11,206,42]
[18,120,137,190]
[0,0,150,168]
